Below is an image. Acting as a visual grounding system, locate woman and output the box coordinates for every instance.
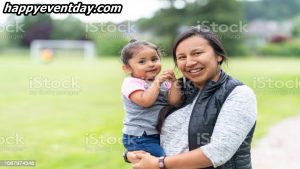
[125,27,257,169]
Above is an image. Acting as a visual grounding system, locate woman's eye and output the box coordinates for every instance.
[138,60,145,64]
[194,52,203,55]
[177,56,186,60]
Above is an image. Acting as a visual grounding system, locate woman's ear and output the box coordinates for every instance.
[122,64,132,74]
[217,55,223,65]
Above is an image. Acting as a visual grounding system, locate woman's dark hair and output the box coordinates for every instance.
[172,26,227,65]
[120,39,160,65]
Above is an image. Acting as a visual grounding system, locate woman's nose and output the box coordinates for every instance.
[186,56,197,67]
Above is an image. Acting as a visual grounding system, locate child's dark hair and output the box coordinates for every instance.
[120,39,160,65]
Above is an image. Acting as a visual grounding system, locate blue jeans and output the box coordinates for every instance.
[122,132,165,157]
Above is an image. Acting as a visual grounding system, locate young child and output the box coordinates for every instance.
[121,39,182,157]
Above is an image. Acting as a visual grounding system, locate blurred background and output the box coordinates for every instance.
[0,0,300,168]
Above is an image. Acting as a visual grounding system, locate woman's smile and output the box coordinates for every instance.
[186,67,204,76]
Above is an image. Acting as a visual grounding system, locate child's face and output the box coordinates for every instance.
[125,47,161,81]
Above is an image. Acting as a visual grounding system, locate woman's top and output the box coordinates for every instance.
[160,85,257,167]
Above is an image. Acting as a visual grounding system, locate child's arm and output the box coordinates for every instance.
[163,70,182,106]
[130,75,168,108]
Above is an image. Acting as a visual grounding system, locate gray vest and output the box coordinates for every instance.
[171,71,255,169]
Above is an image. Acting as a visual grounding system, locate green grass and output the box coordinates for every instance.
[0,55,300,169]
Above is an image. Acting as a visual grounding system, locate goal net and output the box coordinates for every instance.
[30,40,96,62]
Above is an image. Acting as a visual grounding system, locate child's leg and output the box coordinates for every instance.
[122,133,165,157]
[142,134,165,157]
[122,134,146,151]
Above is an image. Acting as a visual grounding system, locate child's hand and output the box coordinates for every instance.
[154,73,169,85]
[162,69,177,82]
[154,69,177,85]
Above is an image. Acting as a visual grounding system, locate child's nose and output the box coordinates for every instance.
[148,61,155,67]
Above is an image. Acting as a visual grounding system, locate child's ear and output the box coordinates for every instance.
[122,64,132,74]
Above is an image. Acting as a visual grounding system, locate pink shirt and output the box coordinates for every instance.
[121,76,171,100]
[121,76,172,136]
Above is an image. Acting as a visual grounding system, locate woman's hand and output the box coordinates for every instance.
[132,153,159,169]
[127,151,148,164]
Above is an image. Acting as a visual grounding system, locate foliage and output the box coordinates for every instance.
[0,31,9,50]
[259,39,300,56]
[21,14,53,46]
[50,15,87,40]
[6,14,88,47]
[5,15,127,56]
[137,0,245,56]
[292,16,300,38]
[243,0,300,21]
[86,22,128,56]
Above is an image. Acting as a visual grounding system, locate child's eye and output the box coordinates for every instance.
[138,60,145,64]
[152,57,159,62]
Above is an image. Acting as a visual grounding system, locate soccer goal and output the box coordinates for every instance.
[30,40,96,62]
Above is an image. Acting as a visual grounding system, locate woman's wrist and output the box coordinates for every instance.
[158,156,167,169]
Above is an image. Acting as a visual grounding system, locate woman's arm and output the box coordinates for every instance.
[133,148,212,169]
[200,85,257,167]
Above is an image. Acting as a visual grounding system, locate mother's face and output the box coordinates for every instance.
[175,36,223,89]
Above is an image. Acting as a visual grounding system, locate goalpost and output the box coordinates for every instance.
[30,40,96,62]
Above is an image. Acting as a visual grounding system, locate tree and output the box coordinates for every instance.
[50,15,87,40]
[244,0,300,21]
[292,16,300,38]
[137,0,245,56]
[86,22,128,56]
[6,14,53,47]
[21,14,53,46]
[185,0,246,56]
[138,7,185,55]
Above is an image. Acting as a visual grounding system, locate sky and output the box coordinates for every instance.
[0,0,170,24]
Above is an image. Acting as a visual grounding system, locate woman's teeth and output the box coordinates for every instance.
[188,68,203,73]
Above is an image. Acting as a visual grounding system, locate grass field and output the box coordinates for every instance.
[1,54,300,169]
